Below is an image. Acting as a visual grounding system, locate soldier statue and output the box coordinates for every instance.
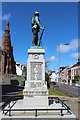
[31,11,45,46]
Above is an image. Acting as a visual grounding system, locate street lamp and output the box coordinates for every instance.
[58,43,69,87]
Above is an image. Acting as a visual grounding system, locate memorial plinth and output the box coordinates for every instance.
[23,47,48,107]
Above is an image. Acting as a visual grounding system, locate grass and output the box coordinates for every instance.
[48,88,67,96]
[18,87,67,96]
[18,91,23,96]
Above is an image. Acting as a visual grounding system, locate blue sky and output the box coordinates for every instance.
[1,2,78,71]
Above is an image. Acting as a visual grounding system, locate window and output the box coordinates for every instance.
[62,72,64,76]
[72,69,73,75]
[74,69,76,75]
[78,68,80,76]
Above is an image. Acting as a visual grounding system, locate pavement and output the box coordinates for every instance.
[1,97,76,120]
[0,87,79,120]
[52,95,79,120]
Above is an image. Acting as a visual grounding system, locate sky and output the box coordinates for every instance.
[1,2,78,71]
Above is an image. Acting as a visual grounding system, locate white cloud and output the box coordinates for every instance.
[70,39,78,50]
[70,52,80,58]
[57,39,78,53]
[70,52,78,58]
[0,13,11,21]
[47,56,57,62]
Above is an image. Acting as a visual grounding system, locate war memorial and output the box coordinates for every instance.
[1,12,76,120]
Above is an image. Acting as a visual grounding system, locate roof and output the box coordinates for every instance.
[5,20,10,32]
[71,60,80,68]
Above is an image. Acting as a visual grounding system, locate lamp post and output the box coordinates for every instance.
[58,43,69,87]
[58,44,60,87]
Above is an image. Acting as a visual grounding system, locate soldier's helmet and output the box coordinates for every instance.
[34,11,39,17]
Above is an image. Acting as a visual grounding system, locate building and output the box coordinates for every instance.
[16,62,27,76]
[67,67,71,85]
[78,59,80,81]
[0,38,3,81]
[2,21,16,74]
[61,66,69,84]
[59,60,80,86]
[0,46,2,75]
[0,46,1,72]
[60,66,72,85]
[48,70,58,88]
[59,67,65,82]
[50,71,58,83]
[0,46,2,81]
[0,38,3,73]
[71,59,80,85]
[50,72,58,88]
[48,70,55,76]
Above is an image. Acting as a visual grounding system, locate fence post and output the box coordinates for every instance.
[62,101,64,107]
[35,108,37,117]
[58,98,59,103]
[8,102,10,108]
[61,109,63,116]
[3,109,4,114]
[9,108,11,116]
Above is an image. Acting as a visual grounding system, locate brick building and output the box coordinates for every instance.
[71,59,80,83]
[2,21,16,74]
[59,67,65,82]
[61,66,69,83]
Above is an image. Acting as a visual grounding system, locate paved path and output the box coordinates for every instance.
[49,95,79,120]
[64,98,78,119]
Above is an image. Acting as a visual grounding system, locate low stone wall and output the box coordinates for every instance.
[1,74,26,85]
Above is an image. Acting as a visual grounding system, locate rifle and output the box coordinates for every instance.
[38,25,45,46]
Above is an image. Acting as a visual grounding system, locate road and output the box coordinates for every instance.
[59,83,80,96]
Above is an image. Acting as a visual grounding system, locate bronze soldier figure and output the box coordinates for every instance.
[31,11,45,46]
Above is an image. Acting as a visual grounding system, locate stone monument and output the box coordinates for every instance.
[2,12,76,120]
[23,11,48,108]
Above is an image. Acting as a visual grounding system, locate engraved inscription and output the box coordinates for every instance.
[30,82,41,88]
[30,62,42,80]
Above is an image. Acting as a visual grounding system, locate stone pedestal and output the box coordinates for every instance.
[23,47,48,107]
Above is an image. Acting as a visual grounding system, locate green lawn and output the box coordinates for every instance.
[18,91,23,96]
[18,88,67,96]
[48,88,67,96]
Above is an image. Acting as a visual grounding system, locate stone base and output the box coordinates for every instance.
[2,98,76,120]
[23,96,48,107]
[23,80,48,108]
[23,48,48,107]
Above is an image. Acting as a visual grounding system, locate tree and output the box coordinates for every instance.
[74,75,79,81]
[45,60,49,71]
[72,75,79,83]
[45,72,50,88]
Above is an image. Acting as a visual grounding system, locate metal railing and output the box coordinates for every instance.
[2,96,72,117]
[57,98,70,110]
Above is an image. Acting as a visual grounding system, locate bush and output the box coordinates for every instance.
[45,72,50,88]
[72,75,79,83]
[72,79,76,83]
[74,75,79,81]
[21,80,25,86]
